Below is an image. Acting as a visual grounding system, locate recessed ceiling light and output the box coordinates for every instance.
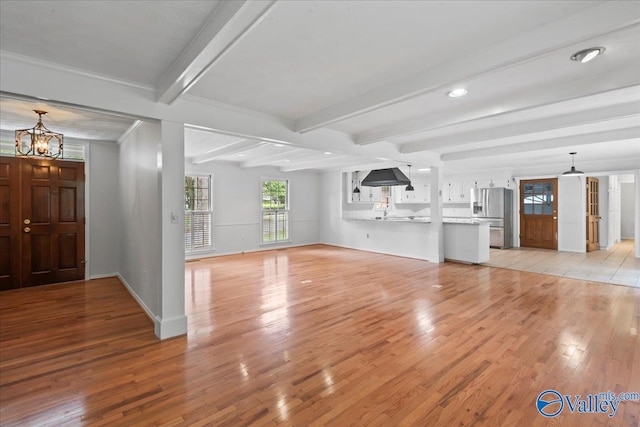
[447,88,467,98]
[273,143,284,147]
[324,151,332,155]
[237,154,245,157]
[571,47,605,63]
[418,168,431,172]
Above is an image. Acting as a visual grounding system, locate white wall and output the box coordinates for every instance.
[608,175,621,245]
[558,175,586,252]
[185,161,321,257]
[621,182,635,239]
[118,122,163,327]
[86,141,119,278]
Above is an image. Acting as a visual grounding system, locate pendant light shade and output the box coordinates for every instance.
[405,165,414,191]
[353,171,360,193]
[562,152,584,176]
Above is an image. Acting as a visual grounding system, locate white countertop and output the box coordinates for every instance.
[343,216,431,224]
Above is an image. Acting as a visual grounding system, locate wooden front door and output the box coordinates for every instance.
[0,157,85,290]
[586,177,600,252]
[520,178,558,250]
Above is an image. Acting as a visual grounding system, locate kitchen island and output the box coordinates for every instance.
[443,220,490,263]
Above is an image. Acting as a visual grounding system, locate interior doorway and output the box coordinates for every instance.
[586,177,600,252]
[519,178,558,250]
[0,157,85,290]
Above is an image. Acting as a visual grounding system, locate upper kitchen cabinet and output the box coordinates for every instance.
[345,171,383,203]
[395,183,430,204]
[446,181,470,203]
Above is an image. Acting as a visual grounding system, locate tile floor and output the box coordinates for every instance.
[484,239,640,288]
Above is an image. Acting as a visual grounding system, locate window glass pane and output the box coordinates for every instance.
[185,175,213,252]
[543,204,553,215]
[534,183,543,194]
[262,179,289,243]
[533,204,542,215]
[524,184,533,192]
[524,205,533,214]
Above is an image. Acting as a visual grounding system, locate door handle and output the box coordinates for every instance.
[23,219,31,225]
[24,227,31,233]
[553,217,557,220]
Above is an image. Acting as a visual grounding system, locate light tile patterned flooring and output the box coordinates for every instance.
[484,239,640,288]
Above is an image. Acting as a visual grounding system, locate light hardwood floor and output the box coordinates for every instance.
[485,240,640,288]
[1,244,639,426]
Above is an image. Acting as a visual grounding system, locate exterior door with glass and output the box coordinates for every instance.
[520,179,558,250]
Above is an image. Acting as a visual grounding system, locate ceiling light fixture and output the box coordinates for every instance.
[324,151,332,155]
[562,152,584,176]
[570,47,605,63]
[418,168,431,172]
[405,165,414,191]
[15,110,63,159]
[448,88,468,98]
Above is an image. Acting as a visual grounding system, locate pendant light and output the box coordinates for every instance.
[15,110,64,159]
[353,171,361,194]
[405,165,414,191]
[562,152,584,176]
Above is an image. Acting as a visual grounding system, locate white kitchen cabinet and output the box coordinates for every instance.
[395,183,430,204]
[447,181,469,202]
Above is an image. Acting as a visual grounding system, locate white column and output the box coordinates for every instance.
[158,120,187,339]
[635,169,640,258]
[430,164,444,263]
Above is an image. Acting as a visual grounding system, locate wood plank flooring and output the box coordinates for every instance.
[1,244,639,426]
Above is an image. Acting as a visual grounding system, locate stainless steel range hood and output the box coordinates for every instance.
[361,168,410,187]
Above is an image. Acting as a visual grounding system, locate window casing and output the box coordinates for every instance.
[262,179,289,244]
[185,175,213,252]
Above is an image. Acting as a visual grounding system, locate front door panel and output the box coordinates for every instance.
[520,178,558,250]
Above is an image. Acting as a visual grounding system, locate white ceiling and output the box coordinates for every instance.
[0,0,638,175]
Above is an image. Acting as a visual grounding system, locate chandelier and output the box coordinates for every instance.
[15,110,64,159]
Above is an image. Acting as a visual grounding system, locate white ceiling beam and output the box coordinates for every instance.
[293,2,640,133]
[155,0,277,104]
[0,52,441,168]
[190,138,262,164]
[359,80,640,146]
[441,127,640,162]
[240,148,307,167]
[401,101,640,153]
[279,155,363,172]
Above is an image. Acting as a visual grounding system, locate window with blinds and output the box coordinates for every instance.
[262,179,289,244]
[185,175,213,252]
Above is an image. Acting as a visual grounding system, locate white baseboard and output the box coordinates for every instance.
[116,274,188,340]
[187,241,321,260]
[157,315,188,340]
[89,273,118,280]
[117,274,160,335]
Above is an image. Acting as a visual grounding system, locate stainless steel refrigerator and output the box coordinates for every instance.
[470,188,513,249]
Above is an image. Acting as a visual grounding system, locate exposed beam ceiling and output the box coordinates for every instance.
[293,1,639,133]
[190,139,263,164]
[156,1,277,104]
